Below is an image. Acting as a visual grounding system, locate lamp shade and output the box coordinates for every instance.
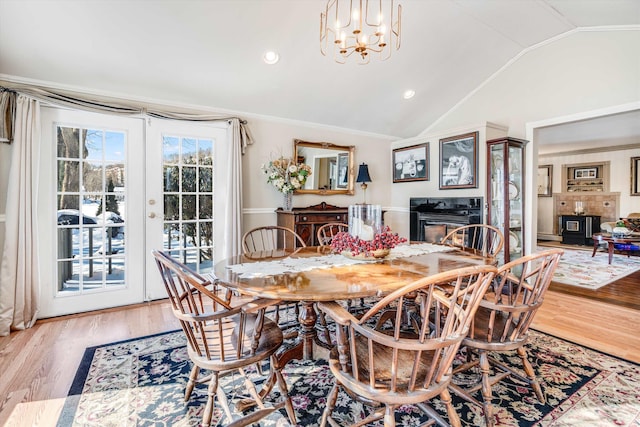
[356,163,372,183]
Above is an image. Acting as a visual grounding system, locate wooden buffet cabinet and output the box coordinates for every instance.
[276,202,348,247]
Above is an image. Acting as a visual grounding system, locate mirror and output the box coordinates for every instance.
[294,139,355,195]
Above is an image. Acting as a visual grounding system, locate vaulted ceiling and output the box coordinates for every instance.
[1,0,639,141]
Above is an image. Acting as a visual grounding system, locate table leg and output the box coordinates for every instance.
[299,301,318,360]
[592,240,598,257]
[608,242,614,265]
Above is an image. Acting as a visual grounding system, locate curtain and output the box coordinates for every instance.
[224,119,245,258]
[0,89,16,143]
[0,95,40,336]
[0,84,253,148]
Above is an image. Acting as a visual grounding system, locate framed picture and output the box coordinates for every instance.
[337,152,349,188]
[574,168,597,179]
[632,156,640,196]
[392,143,429,183]
[439,132,478,189]
[537,164,553,197]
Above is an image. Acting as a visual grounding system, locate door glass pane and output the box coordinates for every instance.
[161,135,215,273]
[56,126,126,295]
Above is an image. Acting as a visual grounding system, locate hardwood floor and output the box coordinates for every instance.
[1,269,639,426]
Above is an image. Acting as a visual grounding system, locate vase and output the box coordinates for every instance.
[283,192,293,211]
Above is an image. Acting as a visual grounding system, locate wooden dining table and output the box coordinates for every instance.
[213,245,495,361]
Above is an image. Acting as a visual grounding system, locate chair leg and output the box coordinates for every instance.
[317,309,332,346]
[479,351,495,427]
[440,388,462,427]
[518,346,546,404]
[185,364,199,401]
[273,361,297,425]
[203,372,220,427]
[320,382,340,427]
[383,405,396,427]
[239,367,267,410]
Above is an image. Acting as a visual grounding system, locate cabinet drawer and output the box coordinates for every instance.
[297,213,346,223]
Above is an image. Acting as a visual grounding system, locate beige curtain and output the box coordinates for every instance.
[0,95,40,336]
[0,89,16,143]
[224,119,250,258]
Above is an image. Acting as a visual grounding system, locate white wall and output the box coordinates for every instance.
[241,116,394,232]
[424,29,640,140]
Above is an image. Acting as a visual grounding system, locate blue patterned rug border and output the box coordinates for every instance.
[57,329,180,427]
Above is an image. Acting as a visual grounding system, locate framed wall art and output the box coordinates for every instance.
[632,156,640,196]
[439,132,478,189]
[392,143,429,183]
[574,168,597,179]
[537,164,553,197]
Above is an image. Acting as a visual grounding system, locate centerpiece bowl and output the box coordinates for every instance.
[341,248,390,260]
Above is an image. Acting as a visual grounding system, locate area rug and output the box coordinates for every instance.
[541,246,640,289]
[58,329,640,426]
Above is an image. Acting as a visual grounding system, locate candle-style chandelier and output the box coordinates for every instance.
[320,0,401,64]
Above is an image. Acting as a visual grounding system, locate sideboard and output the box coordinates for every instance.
[276,202,348,247]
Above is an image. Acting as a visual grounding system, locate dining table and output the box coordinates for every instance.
[213,242,496,361]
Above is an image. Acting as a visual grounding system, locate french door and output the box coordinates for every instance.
[144,118,229,300]
[39,108,228,317]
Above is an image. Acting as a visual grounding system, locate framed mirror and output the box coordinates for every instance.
[294,139,355,195]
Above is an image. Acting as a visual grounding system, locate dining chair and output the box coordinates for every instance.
[441,224,504,258]
[448,248,563,427]
[316,222,349,247]
[242,225,307,334]
[152,250,296,427]
[242,225,306,253]
[317,264,498,427]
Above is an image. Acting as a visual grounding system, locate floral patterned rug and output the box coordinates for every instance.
[542,246,640,289]
[58,329,640,426]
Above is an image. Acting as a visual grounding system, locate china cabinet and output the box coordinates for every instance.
[486,137,528,263]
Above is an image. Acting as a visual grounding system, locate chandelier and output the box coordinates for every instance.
[320,0,401,64]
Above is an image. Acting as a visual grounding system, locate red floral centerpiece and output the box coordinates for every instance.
[330,226,407,259]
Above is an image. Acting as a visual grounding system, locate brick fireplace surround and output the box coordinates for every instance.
[552,192,620,234]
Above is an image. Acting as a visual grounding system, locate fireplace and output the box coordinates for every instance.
[560,214,601,245]
[410,197,483,242]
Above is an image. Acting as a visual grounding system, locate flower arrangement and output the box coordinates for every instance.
[262,157,312,194]
[330,226,407,258]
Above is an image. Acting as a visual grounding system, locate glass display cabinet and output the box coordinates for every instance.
[486,137,528,263]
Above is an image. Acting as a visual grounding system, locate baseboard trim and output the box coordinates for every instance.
[538,233,561,242]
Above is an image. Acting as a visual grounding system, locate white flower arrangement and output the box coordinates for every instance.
[262,157,312,194]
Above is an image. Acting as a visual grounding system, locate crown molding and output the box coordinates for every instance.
[539,143,640,158]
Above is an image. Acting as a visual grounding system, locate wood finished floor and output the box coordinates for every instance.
[1,263,639,426]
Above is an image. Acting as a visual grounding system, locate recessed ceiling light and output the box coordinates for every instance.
[403,90,415,99]
[263,51,279,65]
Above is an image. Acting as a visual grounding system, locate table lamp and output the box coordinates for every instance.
[356,163,372,204]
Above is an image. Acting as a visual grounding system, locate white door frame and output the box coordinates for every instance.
[39,107,146,317]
